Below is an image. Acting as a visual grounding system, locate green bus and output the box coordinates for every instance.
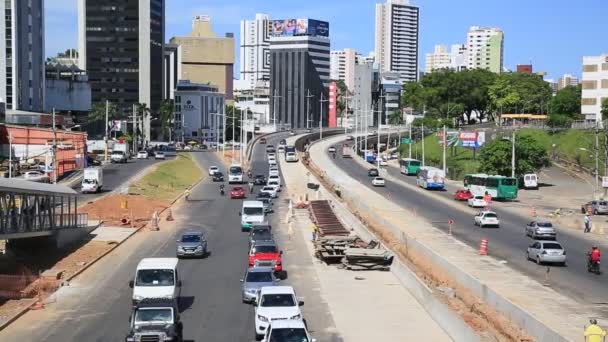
[399,158,421,176]
[464,174,518,200]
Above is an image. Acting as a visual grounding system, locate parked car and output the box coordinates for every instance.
[136,151,149,159]
[208,166,219,176]
[176,230,207,258]
[248,240,283,273]
[277,146,285,153]
[254,286,304,340]
[154,151,166,160]
[474,211,500,228]
[526,240,566,265]
[254,174,267,185]
[212,172,224,182]
[454,189,473,201]
[289,131,296,136]
[262,319,316,342]
[581,200,608,215]
[125,298,183,342]
[266,145,275,153]
[467,196,487,208]
[260,185,278,198]
[371,177,385,187]
[241,267,279,304]
[525,221,557,240]
[379,159,388,167]
[368,168,379,177]
[231,186,247,199]
[267,152,276,160]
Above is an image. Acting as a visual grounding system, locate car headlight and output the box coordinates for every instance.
[246,288,258,294]
[257,314,268,322]
[195,245,203,251]
[290,314,301,320]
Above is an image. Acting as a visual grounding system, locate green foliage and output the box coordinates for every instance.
[388,110,402,126]
[550,85,581,117]
[225,104,241,142]
[88,102,118,122]
[546,114,573,128]
[602,98,608,118]
[412,117,453,129]
[488,72,552,116]
[479,134,550,176]
[158,99,174,140]
[331,79,349,118]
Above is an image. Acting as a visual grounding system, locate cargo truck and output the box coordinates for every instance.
[81,167,103,193]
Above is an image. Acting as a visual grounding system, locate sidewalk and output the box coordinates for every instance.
[280,136,452,342]
[311,135,595,342]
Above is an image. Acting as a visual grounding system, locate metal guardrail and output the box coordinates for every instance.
[0,213,89,236]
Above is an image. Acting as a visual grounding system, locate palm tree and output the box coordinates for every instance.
[225,104,241,142]
[158,100,174,141]
[137,103,150,144]
[387,110,402,148]
[88,101,117,137]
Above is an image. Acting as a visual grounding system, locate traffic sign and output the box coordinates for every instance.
[400,138,413,144]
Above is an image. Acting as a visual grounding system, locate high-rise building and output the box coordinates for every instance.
[581,54,608,123]
[557,73,580,90]
[374,0,419,82]
[424,44,467,73]
[269,19,330,129]
[78,0,165,140]
[240,13,272,90]
[0,0,45,112]
[466,26,504,73]
[170,16,235,101]
[163,44,181,100]
[330,48,359,91]
[352,61,374,125]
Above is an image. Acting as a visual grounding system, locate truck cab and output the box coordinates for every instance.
[125,298,183,342]
[81,167,103,193]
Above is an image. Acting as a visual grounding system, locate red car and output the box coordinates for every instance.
[454,189,473,201]
[248,242,283,272]
[230,186,246,199]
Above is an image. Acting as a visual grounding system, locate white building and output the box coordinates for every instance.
[240,13,272,90]
[557,73,579,90]
[375,0,419,82]
[0,0,45,112]
[330,48,359,91]
[581,54,608,123]
[234,79,270,125]
[353,61,374,121]
[425,44,467,73]
[466,26,504,73]
[174,80,225,144]
[163,44,182,100]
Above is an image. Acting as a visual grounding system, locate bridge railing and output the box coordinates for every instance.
[0,213,89,236]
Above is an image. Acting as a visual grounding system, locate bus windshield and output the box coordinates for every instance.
[229,166,243,174]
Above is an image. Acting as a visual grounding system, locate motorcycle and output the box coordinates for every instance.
[587,257,601,275]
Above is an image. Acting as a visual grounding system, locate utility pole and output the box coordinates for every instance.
[132,104,137,155]
[232,107,235,164]
[306,89,314,129]
[421,122,425,167]
[511,130,516,178]
[222,104,226,157]
[364,105,369,156]
[595,128,600,195]
[8,132,12,179]
[52,108,57,184]
[319,92,328,140]
[104,100,109,163]
[442,125,447,175]
[377,106,381,169]
[408,123,412,158]
[240,107,244,165]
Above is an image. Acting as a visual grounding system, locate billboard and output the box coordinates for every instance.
[439,131,486,148]
[272,19,329,37]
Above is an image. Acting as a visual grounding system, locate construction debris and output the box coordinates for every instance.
[314,236,365,264]
[341,247,394,271]
[309,200,350,237]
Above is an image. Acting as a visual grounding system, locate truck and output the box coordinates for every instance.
[342,145,352,158]
[113,142,130,159]
[81,167,103,193]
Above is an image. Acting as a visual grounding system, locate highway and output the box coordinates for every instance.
[1,134,338,341]
[329,138,607,306]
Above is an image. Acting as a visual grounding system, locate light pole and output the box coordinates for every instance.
[306,89,314,130]
[319,92,328,140]
[8,132,12,179]
[511,130,516,178]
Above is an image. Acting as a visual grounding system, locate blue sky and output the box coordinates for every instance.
[47,0,607,80]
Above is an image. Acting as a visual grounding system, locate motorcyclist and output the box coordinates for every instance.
[184,188,190,201]
[584,319,606,342]
[219,183,225,195]
[589,246,601,266]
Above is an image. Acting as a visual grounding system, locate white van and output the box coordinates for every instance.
[522,173,538,189]
[229,164,244,184]
[129,258,181,305]
[240,201,265,231]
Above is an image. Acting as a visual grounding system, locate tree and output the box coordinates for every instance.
[479,134,550,176]
[546,114,573,128]
[158,99,174,141]
[458,69,497,123]
[602,98,608,118]
[331,80,350,126]
[487,73,552,119]
[224,104,241,142]
[550,84,581,118]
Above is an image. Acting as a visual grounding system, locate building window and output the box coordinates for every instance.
[583,64,598,72]
[602,63,608,71]
[582,80,597,90]
[582,98,597,106]
[602,79,608,89]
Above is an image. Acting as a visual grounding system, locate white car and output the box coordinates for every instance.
[154,151,166,160]
[268,175,281,188]
[268,158,277,166]
[254,286,304,340]
[260,185,278,198]
[136,151,149,159]
[285,152,298,162]
[328,146,336,153]
[262,319,316,342]
[526,241,567,266]
[371,177,385,187]
[269,168,280,177]
[474,211,500,228]
[379,159,388,167]
[267,152,276,159]
[277,146,285,153]
[468,196,487,208]
[208,166,219,176]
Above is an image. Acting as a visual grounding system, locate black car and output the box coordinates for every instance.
[368,168,379,177]
[212,172,224,182]
[249,224,273,248]
[254,174,267,185]
[279,139,287,145]
[125,298,183,342]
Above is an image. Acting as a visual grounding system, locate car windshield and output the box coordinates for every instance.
[230,166,242,174]
[139,151,146,154]
[268,181,278,186]
[375,178,384,181]
[484,213,497,218]
[542,243,563,250]
[600,201,608,206]
[252,230,271,240]
[475,196,484,200]
[134,308,173,324]
[256,175,265,179]
[537,222,553,227]
[181,234,201,243]
[269,328,309,342]
[246,271,273,283]
[214,172,223,176]
[263,187,274,191]
[244,207,264,216]
[257,193,271,199]
[261,294,295,307]
[135,269,175,286]
[83,179,96,184]
[112,152,123,155]
[410,161,421,166]
[233,187,243,192]
[253,245,277,254]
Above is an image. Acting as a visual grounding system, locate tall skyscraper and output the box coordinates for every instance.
[557,73,580,90]
[581,54,608,123]
[269,19,330,129]
[78,0,165,140]
[330,48,359,91]
[240,13,272,90]
[466,26,504,73]
[374,0,419,82]
[163,44,181,100]
[0,0,45,112]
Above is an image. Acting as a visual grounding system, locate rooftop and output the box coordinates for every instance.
[136,258,179,270]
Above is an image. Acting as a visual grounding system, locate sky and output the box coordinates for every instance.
[46,0,608,80]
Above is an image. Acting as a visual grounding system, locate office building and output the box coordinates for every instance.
[581,54,608,123]
[330,48,359,91]
[234,80,270,125]
[269,19,330,129]
[466,26,504,73]
[424,44,467,73]
[558,73,580,90]
[0,0,45,112]
[163,44,181,100]
[240,13,272,90]
[44,62,91,119]
[352,61,374,125]
[545,79,558,94]
[375,0,419,82]
[78,0,165,141]
[374,72,402,126]
[170,15,235,100]
[174,80,224,144]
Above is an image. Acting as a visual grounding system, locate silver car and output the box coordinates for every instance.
[240,267,279,303]
[526,241,566,266]
[581,200,608,215]
[525,221,556,240]
[176,230,207,258]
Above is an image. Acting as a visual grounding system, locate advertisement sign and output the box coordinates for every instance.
[308,19,329,37]
[109,120,122,132]
[602,176,608,188]
[438,131,486,148]
[272,19,329,37]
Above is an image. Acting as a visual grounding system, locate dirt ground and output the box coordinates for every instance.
[80,194,171,227]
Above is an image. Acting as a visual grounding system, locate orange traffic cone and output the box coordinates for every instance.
[479,238,488,256]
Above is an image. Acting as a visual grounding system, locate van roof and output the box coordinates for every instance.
[137,257,179,270]
[243,200,264,207]
[260,285,296,295]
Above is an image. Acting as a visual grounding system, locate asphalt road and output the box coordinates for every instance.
[1,134,338,341]
[330,140,607,306]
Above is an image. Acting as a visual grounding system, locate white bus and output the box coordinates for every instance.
[463,174,489,196]
[416,167,445,190]
[228,164,244,184]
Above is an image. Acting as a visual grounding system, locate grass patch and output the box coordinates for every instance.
[130,153,202,200]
